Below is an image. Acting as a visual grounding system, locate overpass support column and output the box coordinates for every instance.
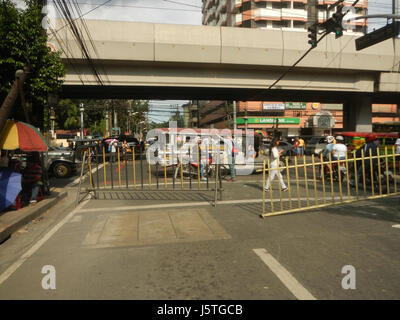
[343,96,372,132]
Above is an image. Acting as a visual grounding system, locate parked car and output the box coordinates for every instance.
[46,146,78,178]
[305,136,327,156]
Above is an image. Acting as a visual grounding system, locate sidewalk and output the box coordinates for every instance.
[0,188,68,244]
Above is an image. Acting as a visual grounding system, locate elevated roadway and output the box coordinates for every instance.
[51,19,400,103]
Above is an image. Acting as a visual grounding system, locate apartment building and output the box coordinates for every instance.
[202,0,368,33]
[199,1,398,136]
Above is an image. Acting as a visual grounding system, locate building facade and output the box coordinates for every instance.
[199,100,399,137]
[200,1,398,135]
[202,0,367,33]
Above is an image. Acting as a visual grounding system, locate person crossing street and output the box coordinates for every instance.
[264,138,288,192]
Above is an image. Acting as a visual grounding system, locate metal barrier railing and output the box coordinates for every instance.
[75,144,224,207]
[261,146,400,218]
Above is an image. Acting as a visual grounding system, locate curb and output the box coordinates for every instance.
[0,189,68,244]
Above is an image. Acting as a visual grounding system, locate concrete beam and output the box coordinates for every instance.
[52,19,400,72]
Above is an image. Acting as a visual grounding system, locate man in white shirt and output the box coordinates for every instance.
[332,135,347,160]
[395,135,400,154]
[264,138,287,192]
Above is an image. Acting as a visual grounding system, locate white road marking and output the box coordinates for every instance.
[0,199,90,286]
[77,196,350,213]
[253,248,316,300]
[392,224,400,229]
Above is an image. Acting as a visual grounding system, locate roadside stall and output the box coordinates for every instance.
[0,120,50,211]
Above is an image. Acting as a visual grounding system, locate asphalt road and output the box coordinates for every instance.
[0,176,399,300]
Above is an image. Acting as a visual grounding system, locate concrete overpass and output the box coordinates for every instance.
[51,19,400,130]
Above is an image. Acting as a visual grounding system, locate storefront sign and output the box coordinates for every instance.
[237,117,300,124]
[285,102,306,109]
[262,103,285,111]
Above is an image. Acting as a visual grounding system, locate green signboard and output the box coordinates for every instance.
[284,102,306,109]
[237,117,300,125]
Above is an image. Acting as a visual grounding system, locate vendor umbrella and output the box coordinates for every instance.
[0,168,22,212]
[0,120,48,152]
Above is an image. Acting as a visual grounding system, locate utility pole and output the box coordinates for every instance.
[79,103,84,138]
[233,101,237,130]
[105,109,109,137]
[244,104,248,131]
[0,68,28,132]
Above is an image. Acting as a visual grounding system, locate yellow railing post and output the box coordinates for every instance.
[361,148,367,198]
[384,147,390,194]
[393,146,398,194]
[294,156,301,208]
[353,151,359,200]
[132,147,136,189]
[303,154,310,207]
[312,154,318,206]
[320,154,326,204]
[345,153,350,201]
[88,148,93,189]
[197,144,200,190]
[377,148,382,195]
[103,146,106,187]
[369,148,375,196]
[328,153,334,203]
[180,150,184,190]
[148,148,151,189]
[117,147,121,188]
[285,157,292,209]
[262,160,266,215]
[164,147,167,190]
[267,159,274,213]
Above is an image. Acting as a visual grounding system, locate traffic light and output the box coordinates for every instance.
[319,5,345,38]
[307,23,318,48]
[332,7,344,39]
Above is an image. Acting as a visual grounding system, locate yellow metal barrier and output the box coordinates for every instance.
[261,148,400,218]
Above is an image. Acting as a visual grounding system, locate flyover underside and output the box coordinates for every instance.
[61,84,400,104]
[61,61,400,103]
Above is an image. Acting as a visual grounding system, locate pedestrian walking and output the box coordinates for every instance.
[294,137,300,157]
[109,141,117,162]
[264,138,288,192]
[297,137,305,157]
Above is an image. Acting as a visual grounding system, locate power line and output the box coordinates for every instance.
[73,1,200,12]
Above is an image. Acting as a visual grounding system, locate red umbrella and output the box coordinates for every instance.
[0,120,49,152]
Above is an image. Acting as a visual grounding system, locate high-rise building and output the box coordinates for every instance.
[199,1,398,136]
[202,0,367,33]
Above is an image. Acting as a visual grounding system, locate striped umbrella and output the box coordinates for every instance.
[0,120,48,152]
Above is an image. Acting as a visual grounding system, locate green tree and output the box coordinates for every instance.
[0,0,65,129]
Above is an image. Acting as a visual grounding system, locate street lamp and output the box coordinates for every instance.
[79,103,84,139]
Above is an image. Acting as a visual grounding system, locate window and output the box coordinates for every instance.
[255,20,267,28]
[294,2,306,9]
[293,21,306,29]
[272,20,289,28]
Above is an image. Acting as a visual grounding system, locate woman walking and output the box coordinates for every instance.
[265,138,288,192]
